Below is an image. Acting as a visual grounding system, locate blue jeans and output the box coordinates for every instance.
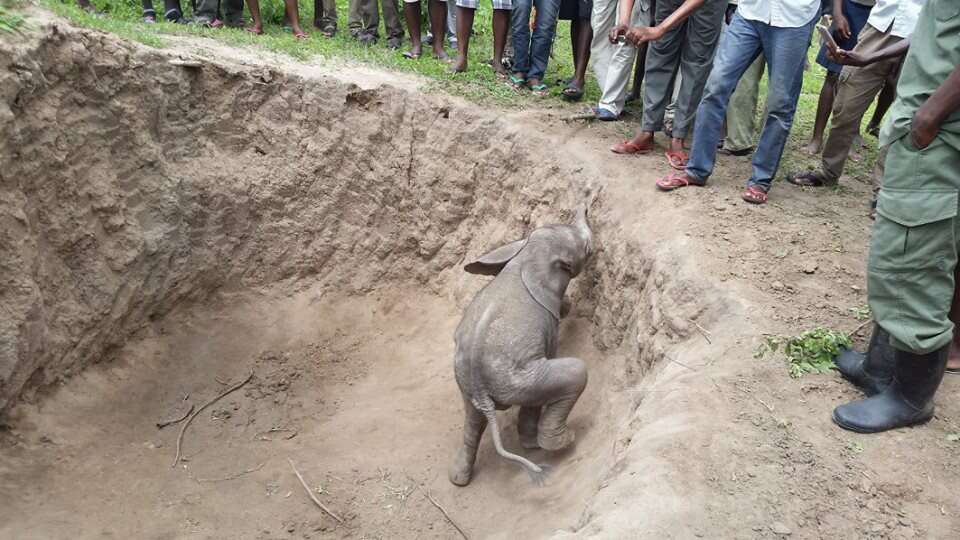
[511,0,562,82]
[685,12,816,191]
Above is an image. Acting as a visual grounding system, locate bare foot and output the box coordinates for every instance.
[247,25,263,35]
[448,55,467,73]
[802,140,822,155]
[403,45,423,59]
[948,348,960,372]
[433,48,451,62]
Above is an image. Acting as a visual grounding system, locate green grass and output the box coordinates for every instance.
[1,1,26,32]
[27,3,883,177]
[756,327,853,378]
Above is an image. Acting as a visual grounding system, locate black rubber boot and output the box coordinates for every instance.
[835,324,895,395]
[832,345,948,434]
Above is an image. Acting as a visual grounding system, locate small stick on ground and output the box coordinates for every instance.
[849,319,872,338]
[420,486,469,540]
[157,404,195,429]
[735,385,775,413]
[562,112,598,122]
[288,459,344,524]
[171,370,254,468]
[692,321,712,344]
[195,462,265,483]
[169,58,203,68]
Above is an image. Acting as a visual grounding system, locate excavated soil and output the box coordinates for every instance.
[1,13,959,540]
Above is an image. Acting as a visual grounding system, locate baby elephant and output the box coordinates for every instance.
[449,203,594,486]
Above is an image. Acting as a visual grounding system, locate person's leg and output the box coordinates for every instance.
[382,0,405,48]
[222,0,244,27]
[595,0,648,117]
[194,0,219,24]
[511,0,534,81]
[526,0,562,87]
[315,0,338,34]
[284,0,307,36]
[247,0,264,32]
[670,0,725,154]
[745,15,816,195]
[428,0,450,58]
[349,0,364,36]
[450,2,476,72]
[446,1,458,45]
[816,29,904,184]
[626,0,687,150]
[802,69,840,155]
[834,137,958,433]
[722,55,764,153]
[491,3,513,76]
[866,74,897,136]
[404,0,424,57]
[589,0,618,90]
[679,11,762,184]
[570,15,592,91]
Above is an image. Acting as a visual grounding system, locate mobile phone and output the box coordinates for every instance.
[817,24,838,53]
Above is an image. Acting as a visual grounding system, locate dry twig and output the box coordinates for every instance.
[169,59,203,68]
[692,321,713,344]
[157,404,195,429]
[849,319,872,338]
[288,459,344,524]
[735,385,775,413]
[194,462,265,483]
[171,370,254,468]
[421,486,469,540]
[562,112,598,122]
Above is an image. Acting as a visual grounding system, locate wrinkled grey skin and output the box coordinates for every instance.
[449,204,594,486]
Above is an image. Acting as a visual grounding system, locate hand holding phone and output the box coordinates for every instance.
[817,24,839,55]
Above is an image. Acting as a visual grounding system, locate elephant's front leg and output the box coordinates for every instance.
[449,397,488,486]
[524,357,588,451]
[517,406,542,449]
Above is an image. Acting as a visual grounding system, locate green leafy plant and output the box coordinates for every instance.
[756,327,852,378]
[848,305,871,321]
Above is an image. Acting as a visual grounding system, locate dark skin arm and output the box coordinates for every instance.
[625,0,705,45]
[827,38,911,67]
[912,64,960,149]
[832,0,850,40]
[608,0,636,43]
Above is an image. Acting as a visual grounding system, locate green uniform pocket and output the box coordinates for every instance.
[873,188,958,272]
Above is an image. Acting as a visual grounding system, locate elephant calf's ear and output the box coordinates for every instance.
[463,239,527,275]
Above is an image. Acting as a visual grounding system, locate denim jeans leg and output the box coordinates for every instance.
[685,12,762,182]
[511,0,533,75]
[526,0,561,81]
[748,15,816,190]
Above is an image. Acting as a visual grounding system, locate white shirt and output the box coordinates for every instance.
[736,0,821,28]
[866,0,926,38]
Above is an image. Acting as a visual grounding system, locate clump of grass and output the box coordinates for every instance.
[756,327,852,378]
[1,3,26,33]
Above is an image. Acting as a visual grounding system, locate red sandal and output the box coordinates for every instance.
[656,172,706,191]
[741,185,768,204]
[611,140,654,155]
[664,150,689,170]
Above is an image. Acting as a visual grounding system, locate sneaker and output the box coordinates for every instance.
[593,107,619,121]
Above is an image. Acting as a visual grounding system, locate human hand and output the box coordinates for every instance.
[625,25,663,45]
[828,48,872,67]
[608,24,627,43]
[833,13,851,40]
[911,102,942,149]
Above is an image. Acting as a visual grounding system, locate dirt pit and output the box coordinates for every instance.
[0,19,695,540]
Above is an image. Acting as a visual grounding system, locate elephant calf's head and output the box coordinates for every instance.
[464,204,594,320]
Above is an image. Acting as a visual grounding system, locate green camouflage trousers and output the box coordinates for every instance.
[869,135,960,354]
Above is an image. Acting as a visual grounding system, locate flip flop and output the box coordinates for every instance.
[665,150,688,170]
[611,140,653,155]
[246,26,263,35]
[402,51,422,59]
[293,31,309,39]
[656,172,706,191]
[529,83,550,97]
[507,74,526,88]
[562,82,584,102]
[741,185,769,204]
[786,171,829,187]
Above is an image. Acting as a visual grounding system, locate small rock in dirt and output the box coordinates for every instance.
[713,202,727,212]
[801,261,818,274]
[770,521,792,536]
[771,281,785,292]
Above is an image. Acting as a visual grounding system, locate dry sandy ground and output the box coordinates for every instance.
[1,13,958,540]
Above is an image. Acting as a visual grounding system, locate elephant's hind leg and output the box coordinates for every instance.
[449,397,488,486]
[531,357,588,451]
[517,406,542,449]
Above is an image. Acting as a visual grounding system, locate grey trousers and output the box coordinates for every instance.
[349,0,404,39]
[641,0,725,139]
[194,0,243,25]
[315,0,338,28]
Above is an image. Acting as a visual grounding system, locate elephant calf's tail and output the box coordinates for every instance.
[481,408,550,486]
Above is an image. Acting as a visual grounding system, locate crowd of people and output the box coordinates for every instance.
[73,0,959,434]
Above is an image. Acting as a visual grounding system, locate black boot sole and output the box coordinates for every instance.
[831,409,933,434]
